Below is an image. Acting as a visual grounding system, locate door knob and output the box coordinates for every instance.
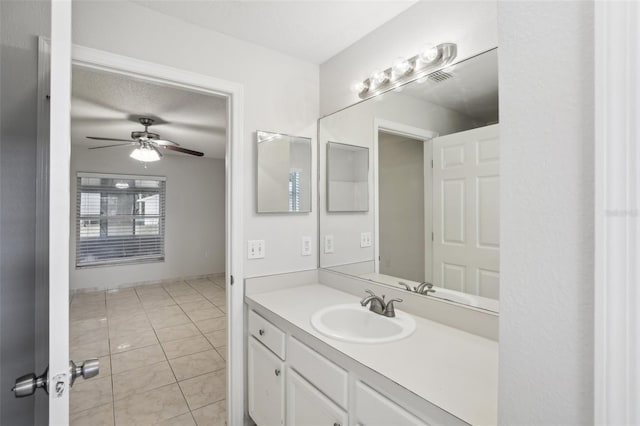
[12,368,48,398]
[69,359,99,386]
[12,359,99,398]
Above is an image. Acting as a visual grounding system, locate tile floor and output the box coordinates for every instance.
[69,276,228,426]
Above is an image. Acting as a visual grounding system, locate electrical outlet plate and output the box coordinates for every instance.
[301,236,312,256]
[360,232,372,248]
[247,240,265,259]
[324,235,334,254]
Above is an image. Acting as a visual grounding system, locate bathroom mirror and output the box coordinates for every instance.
[257,131,312,213]
[327,142,369,212]
[319,48,500,312]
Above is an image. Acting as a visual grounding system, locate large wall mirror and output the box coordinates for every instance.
[257,131,312,213]
[319,48,499,312]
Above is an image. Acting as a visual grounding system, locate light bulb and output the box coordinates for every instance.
[370,70,389,89]
[130,146,160,162]
[419,44,439,63]
[392,57,413,77]
[351,81,369,94]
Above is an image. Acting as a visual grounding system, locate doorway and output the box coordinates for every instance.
[41,40,245,425]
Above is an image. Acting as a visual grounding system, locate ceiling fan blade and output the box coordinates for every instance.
[86,136,133,142]
[163,145,204,157]
[88,142,136,150]
[153,139,180,146]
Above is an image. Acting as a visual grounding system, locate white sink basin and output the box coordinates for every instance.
[310,303,416,344]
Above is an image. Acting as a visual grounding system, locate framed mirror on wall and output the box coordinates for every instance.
[257,131,312,213]
[318,48,500,313]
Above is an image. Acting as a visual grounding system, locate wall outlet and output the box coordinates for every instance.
[324,235,334,254]
[360,232,372,248]
[247,240,265,259]
[301,236,312,256]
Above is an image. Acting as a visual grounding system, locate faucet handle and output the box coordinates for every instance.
[398,282,412,291]
[383,298,403,317]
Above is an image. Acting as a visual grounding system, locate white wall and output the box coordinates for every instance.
[378,133,425,282]
[497,2,594,424]
[72,0,319,278]
[69,145,225,291]
[320,1,498,115]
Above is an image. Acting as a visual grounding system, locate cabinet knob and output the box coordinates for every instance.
[259,329,265,336]
[274,368,281,376]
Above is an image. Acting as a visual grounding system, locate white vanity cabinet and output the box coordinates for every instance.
[247,308,462,426]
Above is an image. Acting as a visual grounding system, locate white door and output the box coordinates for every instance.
[432,124,500,299]
[248,338,285,426]
[48,1,72,423]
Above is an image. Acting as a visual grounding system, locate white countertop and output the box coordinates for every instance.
[247,283,498,425]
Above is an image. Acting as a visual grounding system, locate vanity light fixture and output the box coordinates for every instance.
[353,42,457,99]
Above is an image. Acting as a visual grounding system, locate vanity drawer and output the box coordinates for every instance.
[249,310,286,360]
[288,336,348,409]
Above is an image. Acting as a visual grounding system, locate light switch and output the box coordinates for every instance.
[248,240,265,259]
[301,236,312,256]
[324,235,334,254]
[360,232,372,248]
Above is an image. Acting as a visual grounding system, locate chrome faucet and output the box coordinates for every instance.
[414,281,435,295]
[360,290,403,317]
[360,290,386,314]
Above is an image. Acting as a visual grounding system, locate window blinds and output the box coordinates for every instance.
[76,173,166,267]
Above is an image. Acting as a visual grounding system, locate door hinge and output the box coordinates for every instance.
[431,232,434,241]
[230,275,234,286]
[45,95,50,101]
[431,159,434,168]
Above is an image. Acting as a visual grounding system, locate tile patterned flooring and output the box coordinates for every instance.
[69,277,228,426]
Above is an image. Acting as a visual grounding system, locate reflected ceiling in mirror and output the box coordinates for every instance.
[318,48,499,313]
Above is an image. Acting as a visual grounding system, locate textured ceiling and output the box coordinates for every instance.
[71,67,228,159]
[133,0,418,64]
[400,49,499,124]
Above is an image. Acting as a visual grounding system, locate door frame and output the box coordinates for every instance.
[44,39,246,423]
[372,119,437,281]
[594,1,640,424]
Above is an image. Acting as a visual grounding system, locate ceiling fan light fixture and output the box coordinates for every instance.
[130,146,160,162]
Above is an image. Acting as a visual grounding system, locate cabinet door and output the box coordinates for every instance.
[249,337,285,426]
[355,381,428,426]
[286,368,348,426]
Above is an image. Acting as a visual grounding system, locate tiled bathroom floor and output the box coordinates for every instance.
[69,276,228,426]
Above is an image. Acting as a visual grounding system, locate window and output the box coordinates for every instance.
[289,169,301,212]
[76,173,166,267]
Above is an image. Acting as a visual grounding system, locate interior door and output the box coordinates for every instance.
[432,124,500,298]
[47,1,72,423]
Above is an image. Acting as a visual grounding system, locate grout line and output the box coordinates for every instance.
[72,282,227,424]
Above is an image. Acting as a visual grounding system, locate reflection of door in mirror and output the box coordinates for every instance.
[377,124,499,300]
[432,124,499,300]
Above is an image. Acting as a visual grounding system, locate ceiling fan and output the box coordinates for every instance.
[86,117,204,162]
